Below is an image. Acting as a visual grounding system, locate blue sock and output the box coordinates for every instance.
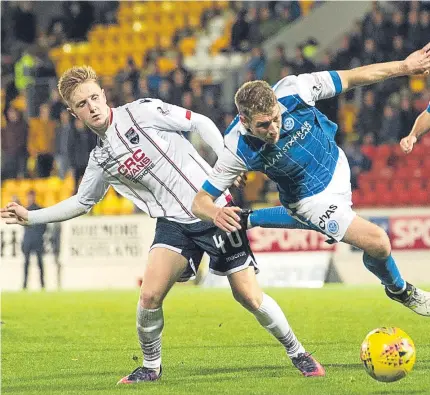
[362,253,406,292]
[249,206,310,230]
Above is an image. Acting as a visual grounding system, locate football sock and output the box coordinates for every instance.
[362,253,406,293]
[252,293,305,358]
[136,303,164,370]
[248,206,310,230]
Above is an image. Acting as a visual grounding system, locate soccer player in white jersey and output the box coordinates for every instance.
[1,66,325,382]
[399,101,430,154]
[192,43,430,317]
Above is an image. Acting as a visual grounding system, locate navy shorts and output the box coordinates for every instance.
[150,218,258,282]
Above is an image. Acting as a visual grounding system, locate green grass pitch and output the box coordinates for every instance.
[2,285,430,395]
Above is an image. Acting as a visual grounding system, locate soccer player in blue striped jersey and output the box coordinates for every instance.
[399,101,430,154]
[193,43,430,317]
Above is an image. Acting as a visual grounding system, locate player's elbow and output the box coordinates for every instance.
[191,193,204,219]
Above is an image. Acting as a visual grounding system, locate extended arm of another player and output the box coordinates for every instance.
[400,107,430,154]
[337,42,430,92]
[410,108,430,139]
[190,113,224,157]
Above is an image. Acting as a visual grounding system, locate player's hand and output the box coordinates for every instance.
[403,42,430,75]
[233,172,247,189]
[1,202,29,225]
[213,206,242,233]
[400,135,417,154]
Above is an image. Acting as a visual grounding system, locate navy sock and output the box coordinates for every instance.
[249,206,310,230]
[362,253,406,292]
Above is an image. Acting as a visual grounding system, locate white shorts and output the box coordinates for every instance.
[287,148,356,242]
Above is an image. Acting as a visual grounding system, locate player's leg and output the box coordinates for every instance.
[342,215,430,316]
[118,219,192,384]
[244,206,312,230]
[227,267,325,376]
[118,247,188,384]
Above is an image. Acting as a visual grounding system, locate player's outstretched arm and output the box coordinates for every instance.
[192,189,242,233]
[400,106,430,154]
[337,42,430,92]
[1,195,90,226]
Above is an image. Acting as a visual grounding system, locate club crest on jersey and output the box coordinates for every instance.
[125,128,139,144]
[283,117,294,131]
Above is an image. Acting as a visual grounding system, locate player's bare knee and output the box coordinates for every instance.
[365,227,391,259]
[232,290,262,311]
[140,290,163,309]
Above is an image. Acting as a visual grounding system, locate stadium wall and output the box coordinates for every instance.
[1,209,429,291]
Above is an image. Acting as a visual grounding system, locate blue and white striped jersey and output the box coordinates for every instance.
[203,71,343,204]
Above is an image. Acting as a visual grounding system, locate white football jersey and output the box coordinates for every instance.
[77,98,231,223]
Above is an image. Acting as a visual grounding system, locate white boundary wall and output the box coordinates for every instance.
[1,208,429,291]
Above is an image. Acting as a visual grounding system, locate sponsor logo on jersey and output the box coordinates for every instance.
[157,102,171,115]
[125,127,139,144]
[318,205,338,230]
[327,220,339,234]
[118,148,155,182]
[283,117,294,131]
[263,121,312,171]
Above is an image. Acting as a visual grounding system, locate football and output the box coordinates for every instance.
[360,327,416,382]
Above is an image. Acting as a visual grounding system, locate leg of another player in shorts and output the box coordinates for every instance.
[227,267,325,376]
[118,247,189,384]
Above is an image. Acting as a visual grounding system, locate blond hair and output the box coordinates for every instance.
[57,65,99,104]
[234,80,277,120]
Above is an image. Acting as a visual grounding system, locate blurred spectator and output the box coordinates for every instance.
[167,53,192,89]
[334,35,353,70]
[170,70,187,106]
[292,45,315,74]
[265,45,287,84]
[146,62,163,95]
[419,10,429,48]
[280,65,294,79]
[22,190,47,290]
[138,76,152,98]
[203,93,223,129]
[378,104,402,145]
[190,79,210,116]
[68,118,97,192]
[55,109,73,179]
[348,20,364,56]
[49,89,64,122]
[390,36,409,61]
[361,39,382,65]
[14,48,36,92]
[302,37,319,61]
[406,11,421,50]
[181,91,194,112]
[246,47,266,80]
[1,107,28,180]
[343,141,371,190]
[63,1,95,41]
[173,14,195,46]
[119,80,136,104]
[47,20,67,48]
[116,57,140,94]
[157,79,172,103]
[12,2,36,46]
[28,103,56,178]
[246,7,262,47]
[230,8,249,52]
[355,90,381,140]
[388,9,407,40]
